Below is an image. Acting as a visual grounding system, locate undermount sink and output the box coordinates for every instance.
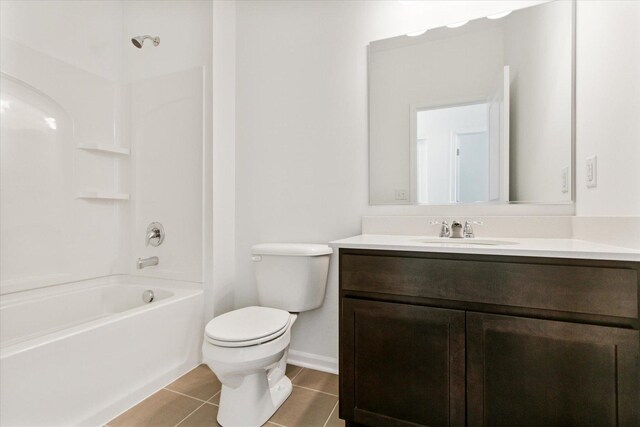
[412,238,518,246]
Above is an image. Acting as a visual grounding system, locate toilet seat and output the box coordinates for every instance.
[205,306,291,348]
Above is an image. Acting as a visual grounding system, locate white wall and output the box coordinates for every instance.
[575,1,640,216]
[209,0,237,320]
[235,0,548,369]
[505,0,573,202]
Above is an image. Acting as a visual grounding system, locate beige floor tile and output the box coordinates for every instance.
[324,402,345,427]
[166,365,222,401]
[269,386,338,427]
[109,389,202,427]
[178,402,282,427]
[292,369,339,395]
[177,403,220,427]
[286,364,303,379]
[208,390,220,405]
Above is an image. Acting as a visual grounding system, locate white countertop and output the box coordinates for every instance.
[329,235,640,262]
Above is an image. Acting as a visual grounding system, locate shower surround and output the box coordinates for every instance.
[0,1,213,424]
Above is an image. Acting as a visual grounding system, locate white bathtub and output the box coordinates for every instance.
[0,276,203,427]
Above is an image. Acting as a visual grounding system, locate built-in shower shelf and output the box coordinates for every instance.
[76,144,130,155]
[76,191,130,201]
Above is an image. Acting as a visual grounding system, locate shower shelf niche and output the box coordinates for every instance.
[76,191,130,201]
[76,143,130,156]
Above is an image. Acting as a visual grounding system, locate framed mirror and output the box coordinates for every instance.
[369,0,574,205]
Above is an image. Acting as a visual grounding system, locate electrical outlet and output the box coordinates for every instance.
[586,155,597,188]
[561,167,569,193]
[395,189,408,201]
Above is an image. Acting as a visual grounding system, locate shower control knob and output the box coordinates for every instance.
[145,222,165,247]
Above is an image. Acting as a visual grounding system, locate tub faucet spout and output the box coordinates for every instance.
[137,256,159,269]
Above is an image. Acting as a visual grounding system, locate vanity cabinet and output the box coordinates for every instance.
[338,249,640,427]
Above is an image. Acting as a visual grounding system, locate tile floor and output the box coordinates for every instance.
[107,364,344,427]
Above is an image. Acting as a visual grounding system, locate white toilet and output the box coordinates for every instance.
[202,243,333,427]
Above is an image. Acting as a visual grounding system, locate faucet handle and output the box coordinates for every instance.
[430,220,450,238]
[145,222,165,247]
[463,220,483,238]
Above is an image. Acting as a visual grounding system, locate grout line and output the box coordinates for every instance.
[289,366,304,382]
[323,401,340,427]
[267,422,288,427]
[292,384,339,398]
[163,388,212,404]
[174,401,207,427]
[207,390,221,405]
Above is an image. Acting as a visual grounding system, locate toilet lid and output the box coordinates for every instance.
[205,306,291,347]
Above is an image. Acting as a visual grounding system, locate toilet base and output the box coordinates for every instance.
[217,370,292,426]
[203,315,298,426]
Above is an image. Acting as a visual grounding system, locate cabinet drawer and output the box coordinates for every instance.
[340,253,638,319]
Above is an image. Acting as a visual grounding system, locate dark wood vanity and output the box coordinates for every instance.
[338,248,640,427]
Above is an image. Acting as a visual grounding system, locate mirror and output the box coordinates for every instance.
[369,0,574,205]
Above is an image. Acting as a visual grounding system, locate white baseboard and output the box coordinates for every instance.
[287,349,338,375]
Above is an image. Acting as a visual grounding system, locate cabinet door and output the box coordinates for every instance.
[341,299,465,427]
[467,312,640,427]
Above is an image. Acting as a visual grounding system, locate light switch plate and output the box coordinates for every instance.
[586,155,597,188]
[561,167,569,193]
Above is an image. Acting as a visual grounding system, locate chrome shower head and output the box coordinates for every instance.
[131,35,160,48]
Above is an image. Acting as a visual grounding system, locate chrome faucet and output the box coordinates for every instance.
[450,221,464,238]
[463,220,483,238]
[145,222,165,247]
[430,220,451,238]
[137,256,159,269]
[146,229,160,244]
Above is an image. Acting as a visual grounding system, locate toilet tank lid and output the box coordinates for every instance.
[252,243,333,256]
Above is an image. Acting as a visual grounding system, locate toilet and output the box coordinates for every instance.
[202,243,333,427]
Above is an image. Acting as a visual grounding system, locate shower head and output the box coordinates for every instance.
[131,35,160,48]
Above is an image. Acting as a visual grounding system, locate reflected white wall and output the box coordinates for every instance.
[369,25,504,205]
[506,0,572,202]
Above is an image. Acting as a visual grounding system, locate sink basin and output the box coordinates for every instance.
[412,238,518,246]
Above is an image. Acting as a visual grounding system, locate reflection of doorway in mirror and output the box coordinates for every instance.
[454,131,489,202]
[408,66,510,205]
[416,103,492,204]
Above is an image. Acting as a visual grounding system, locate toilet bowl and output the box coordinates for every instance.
[202,243,332,427]
[203,307,297,426]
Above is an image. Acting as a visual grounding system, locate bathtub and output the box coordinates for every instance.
[0,276,203,427]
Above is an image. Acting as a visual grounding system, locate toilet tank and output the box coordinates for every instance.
[251,243,333,312]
